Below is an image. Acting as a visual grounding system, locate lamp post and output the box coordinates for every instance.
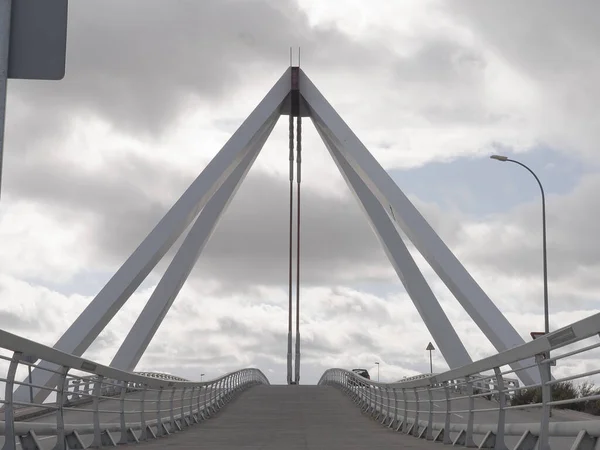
[200,373,205,382]
[490,155,549,336]
[375,362,380,382]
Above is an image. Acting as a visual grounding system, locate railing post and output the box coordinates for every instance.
[118,380,128,444]
[493,367,509,450]
[139,385,148,440]
[443,382,452,445]
[465,376,476,447]
[169,385,177,431]
[189,386,196,422]
[538,355,552,450]
[52,366,70,450]
[90,375,104,448]
[198,384,204,419]
[180,387,187,427]
[2,352,21,450]
[203,384,210,418]
[402,388,408,433]
[392,387,399,429]
[413,388,420,436]
[372,385,378,417]
[156,387,164,436]
[426,386,434,440]
[384,386,391,424]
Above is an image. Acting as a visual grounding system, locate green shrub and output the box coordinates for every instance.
[510,381,600,415]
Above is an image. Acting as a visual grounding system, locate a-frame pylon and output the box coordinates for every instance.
[16,68,537,402]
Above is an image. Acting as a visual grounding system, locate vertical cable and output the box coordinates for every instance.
[286,51,294,386]
[294,53,302,384]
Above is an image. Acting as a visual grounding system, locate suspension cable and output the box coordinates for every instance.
[294,50,302,385]
[287,58,295,386]
[294,101,302,385]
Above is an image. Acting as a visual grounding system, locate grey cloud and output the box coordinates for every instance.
[448,0,600,156]
[8,0,382,140]
[0,310,44,331]
[450,1,600,76]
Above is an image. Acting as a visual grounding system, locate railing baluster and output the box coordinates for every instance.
[2,352,21,450]
[384,386,391,424]
[413,387,420,437]
[118,380,128,444]
[443,381,452,445]
[180,386,187,427]
[426,386,433,440]
[391,387,398,429]
[53,366,70,450]
[169,385,177,431]
[139,384,148,440]
[90,375,104,448]
[465,375,476,447]
[156,387,164,436]
[401,388,408,433]
[189,386,196,423]
[538,354,552,450]
[494,367,509,450]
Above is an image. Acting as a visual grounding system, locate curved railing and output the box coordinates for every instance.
[0,329,269,450]
[320,312,600,449]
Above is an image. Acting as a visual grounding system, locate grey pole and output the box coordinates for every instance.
[375,362,380,382]
[426,342,435,374]
[490,155,549,335]
[0,0,12,198]
[429,351,432,374]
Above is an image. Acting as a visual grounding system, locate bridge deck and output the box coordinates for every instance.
[138,385,434,449]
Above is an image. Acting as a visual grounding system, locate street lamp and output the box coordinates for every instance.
[490,155,549,335]
[200,373,205,382]
[374,362,380,382]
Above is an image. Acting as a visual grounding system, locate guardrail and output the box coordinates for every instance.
[0,329,269,450]
[319,312,600,450]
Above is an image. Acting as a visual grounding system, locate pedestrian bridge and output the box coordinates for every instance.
[2,311,600,450]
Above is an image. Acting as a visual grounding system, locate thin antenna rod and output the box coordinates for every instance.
[286,58,295,386]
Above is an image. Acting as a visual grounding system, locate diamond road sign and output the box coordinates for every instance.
[8,0,68,80]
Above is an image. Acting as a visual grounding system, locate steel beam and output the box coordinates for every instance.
[15,69,292,402]
[318,127,473,369]
[300,69,538,385]
[110,115,278,371]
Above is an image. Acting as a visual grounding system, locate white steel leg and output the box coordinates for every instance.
[15,69,293,402]
[319,127,473,368]
[110,114,278,371]
[302,69,538,384]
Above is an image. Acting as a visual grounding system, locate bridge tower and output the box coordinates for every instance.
[15,66,540,403]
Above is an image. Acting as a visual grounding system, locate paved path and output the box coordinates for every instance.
[137,385,437,449]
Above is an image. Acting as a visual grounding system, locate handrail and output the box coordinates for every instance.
[0,328,270,449]
[319,311,600,449]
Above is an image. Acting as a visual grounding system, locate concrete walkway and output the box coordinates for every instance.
[136,385,436,449]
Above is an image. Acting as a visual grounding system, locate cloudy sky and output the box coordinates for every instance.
[1,0,599,385]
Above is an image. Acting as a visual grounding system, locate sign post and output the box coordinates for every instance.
[531,331,556,366]
[426,342,435,374]
[0,0,68,197]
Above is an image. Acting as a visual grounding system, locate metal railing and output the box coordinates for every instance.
[319,312,600,450]
[0,329,269,450]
